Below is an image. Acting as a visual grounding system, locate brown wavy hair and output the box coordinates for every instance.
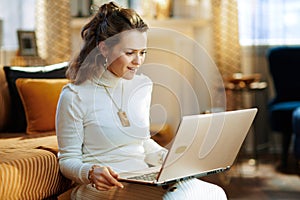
[66,1,148,84]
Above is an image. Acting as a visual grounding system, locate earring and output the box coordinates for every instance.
[103,57,108,70]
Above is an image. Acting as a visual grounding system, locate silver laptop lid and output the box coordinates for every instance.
[157,108,258,182]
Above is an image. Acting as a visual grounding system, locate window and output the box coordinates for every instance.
[238,0,300,45]
[0,0,36,50]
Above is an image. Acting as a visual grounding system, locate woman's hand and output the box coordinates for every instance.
[89,165,124,191]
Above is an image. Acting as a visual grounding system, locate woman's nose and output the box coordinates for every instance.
[132,54,142,65]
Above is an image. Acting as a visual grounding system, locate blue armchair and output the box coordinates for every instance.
[292,108,300,163]
[267,46,300,170]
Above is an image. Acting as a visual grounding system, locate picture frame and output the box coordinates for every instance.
[17,30,38,56]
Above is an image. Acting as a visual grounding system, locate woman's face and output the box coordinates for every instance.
[107,30,147,80]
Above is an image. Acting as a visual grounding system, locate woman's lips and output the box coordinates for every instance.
[127,67,137,72]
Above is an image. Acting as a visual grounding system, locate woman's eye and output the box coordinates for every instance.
[140,51,147,56]
[125,52,134,55]
[125,51,147,56]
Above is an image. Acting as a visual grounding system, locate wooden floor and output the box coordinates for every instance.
[201,153,300,200]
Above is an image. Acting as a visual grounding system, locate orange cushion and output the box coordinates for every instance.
[15,78,69,134]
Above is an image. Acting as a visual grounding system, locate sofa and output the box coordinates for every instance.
[0,63,173,199]
[0,62,73,199]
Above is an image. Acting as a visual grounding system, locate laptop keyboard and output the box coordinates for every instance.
[127,172,159,181]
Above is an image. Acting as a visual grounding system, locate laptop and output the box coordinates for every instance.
[118,108,258,186]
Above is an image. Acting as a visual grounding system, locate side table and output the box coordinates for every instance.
[225,80,268,173]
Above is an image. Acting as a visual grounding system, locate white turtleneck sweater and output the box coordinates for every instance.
[56,71,167,184]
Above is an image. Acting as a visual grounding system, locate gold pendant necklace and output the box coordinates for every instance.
[103,84,130,127]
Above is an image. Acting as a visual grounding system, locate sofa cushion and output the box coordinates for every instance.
[16,78,69,134]
[3,62,68,132]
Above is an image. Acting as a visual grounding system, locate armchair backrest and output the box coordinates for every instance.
[267,46,300,103]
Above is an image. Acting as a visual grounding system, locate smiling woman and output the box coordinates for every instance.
[100,30,148,80]
[55,1,227,199]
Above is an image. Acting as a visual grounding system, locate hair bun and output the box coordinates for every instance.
[99,2,120,18]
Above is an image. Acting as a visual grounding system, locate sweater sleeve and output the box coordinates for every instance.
[143,138,168,166]
[55,85,92,184]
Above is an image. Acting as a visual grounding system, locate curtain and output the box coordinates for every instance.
[211,0,241,77]
[35,0,71,65]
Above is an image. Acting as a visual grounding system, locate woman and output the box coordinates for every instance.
[56,2,227,199]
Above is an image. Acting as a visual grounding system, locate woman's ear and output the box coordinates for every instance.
[98,41,108,57]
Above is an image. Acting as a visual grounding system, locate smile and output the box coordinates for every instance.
[127,67,137,72]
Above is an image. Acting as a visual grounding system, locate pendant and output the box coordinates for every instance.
[117,111,130,127]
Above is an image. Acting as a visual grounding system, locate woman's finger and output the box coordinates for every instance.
[93,166,124,189]
[94,182,115,191]
[103,167,124,188]
[108,167,120,178]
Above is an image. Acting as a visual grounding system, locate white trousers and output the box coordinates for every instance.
[71,178,227,200]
